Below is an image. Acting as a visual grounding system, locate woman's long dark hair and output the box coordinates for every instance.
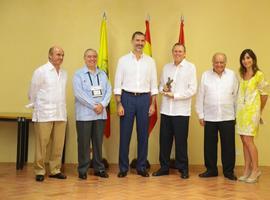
[239,49,260,78]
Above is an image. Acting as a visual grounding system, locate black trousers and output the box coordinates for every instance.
[204,120,235,175]
[76,120,105,175]
[159,114,189,172]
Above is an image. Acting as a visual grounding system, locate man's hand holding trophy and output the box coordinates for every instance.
[162,77,174,98]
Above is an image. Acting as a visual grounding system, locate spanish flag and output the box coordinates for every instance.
[98,13,115,138]
[143,19,157,134]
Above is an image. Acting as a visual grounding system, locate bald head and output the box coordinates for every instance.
[212,52,227,76]
[48,46,63,57]
[48,46,64,68]
[212,52,227,63]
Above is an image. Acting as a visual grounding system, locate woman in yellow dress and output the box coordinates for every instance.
[236,49,269,183]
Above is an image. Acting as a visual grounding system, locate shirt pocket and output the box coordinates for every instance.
[37,103,57,119]
[42,103,57,110]
[44,72,57,87]
[82,79,92,92]
[204,80,216,96]
[221,81,235,103]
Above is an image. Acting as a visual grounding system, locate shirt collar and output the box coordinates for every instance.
[130,51,144,59]
[212,68,227,76]
[174,58,187,68]
[47,61,55,70]
[83,65,102,75]
[47,61,61,71]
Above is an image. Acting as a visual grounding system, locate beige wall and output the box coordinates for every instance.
[0,0,270,166]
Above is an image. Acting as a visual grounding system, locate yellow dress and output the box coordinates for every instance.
[236,71,269,136]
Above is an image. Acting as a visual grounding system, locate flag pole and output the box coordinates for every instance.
[146,13,150,21]
[103,11,107,20]
[181,14,184,21]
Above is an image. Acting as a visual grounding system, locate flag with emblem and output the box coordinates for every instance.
[143,17,157,134]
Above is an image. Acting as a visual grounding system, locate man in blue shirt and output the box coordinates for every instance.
[73,48,112,179]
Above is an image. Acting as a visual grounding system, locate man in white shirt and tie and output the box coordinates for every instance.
[28,46,67,182]
[152,43,197,179]
[196,53,238,180]
[114,31,158,178]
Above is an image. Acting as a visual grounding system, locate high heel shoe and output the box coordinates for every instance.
[238,174,250,182]
[245,171,262,183]
[238,170,251,182]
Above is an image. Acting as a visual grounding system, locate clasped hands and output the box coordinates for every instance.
[94,103,104,114]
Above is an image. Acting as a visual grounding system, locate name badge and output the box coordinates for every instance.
[91,86,103,97]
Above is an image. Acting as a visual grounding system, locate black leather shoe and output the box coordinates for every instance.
[49,173,67,179]
[152,169,169,176]
[180,171,189,179]
[137,170,149,177]
[117,171,127,178]
[224,173,237,181]
[79,173,87,180]
[199,171,218,178]
[36,175,44,182]
[94,171,109,178]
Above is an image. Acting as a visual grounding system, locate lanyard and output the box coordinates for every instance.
[87,72,100,86]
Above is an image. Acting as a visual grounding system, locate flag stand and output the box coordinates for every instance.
[89,148,109,169]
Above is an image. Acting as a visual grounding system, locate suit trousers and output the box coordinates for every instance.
[76,120,105,175]
[204,120,235,175]
[159,114,189,172]
[119,91,150,172]
[34,121,66,175]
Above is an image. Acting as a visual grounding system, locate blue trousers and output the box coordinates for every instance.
[119,91,150,172]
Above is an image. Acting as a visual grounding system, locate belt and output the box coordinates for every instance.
[123,90,149,96]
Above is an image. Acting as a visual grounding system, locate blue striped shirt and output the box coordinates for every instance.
[73,66,112,121]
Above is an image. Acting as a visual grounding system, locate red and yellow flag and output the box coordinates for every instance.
[143,19,157,134]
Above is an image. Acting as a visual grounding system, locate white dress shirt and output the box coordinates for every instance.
[114,52,158,95]
[196,68,239,122]
[159,59,197,116]
[28,62,67,122]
